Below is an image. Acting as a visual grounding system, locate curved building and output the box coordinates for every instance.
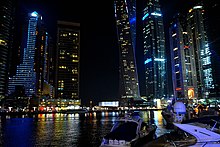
[114,0,140,106]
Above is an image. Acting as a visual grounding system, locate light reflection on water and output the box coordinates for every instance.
[0,110,170,147]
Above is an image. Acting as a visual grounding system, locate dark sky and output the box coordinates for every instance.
[17,0,194,104]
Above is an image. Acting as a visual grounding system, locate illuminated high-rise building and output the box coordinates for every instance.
[56,21,80,105]
[114,0,140,106]
[8,11,54,98]
[169,14,198,101]
[187,5,214,99]
[0,0,15,99]
[142,0,166,101]
[202,0,220,98]
[169,2,214,101]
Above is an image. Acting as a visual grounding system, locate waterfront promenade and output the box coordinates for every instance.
[0,108,164,116]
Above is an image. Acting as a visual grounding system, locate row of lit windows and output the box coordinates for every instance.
[72,60,78,62]
[0,39,7,46]
[59,66,66,69]
[72,69,78,74]
[59,54,78,59]
[60,33,78,37]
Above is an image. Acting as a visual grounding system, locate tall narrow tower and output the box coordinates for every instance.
[169,15,198,101]
[56,21,80,105]
[202,0,220,98]
[0,0,15,99]
[8,11,52,98]
[187,5,214,99]
[114,0,140,106]
[142,0,166,101]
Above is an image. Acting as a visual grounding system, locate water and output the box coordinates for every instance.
[0,110,170,147]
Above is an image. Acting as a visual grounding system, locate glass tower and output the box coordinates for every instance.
[8,11,50,97]
[0,0,15,99]
[169,15,198,101]
[142,0,166,101]
[187,5,214,99]
[56,21,80,105]
[114,0,140,106]
[202,0,220,98]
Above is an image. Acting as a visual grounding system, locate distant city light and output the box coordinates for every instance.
[144,58,152,64]
[151,12,162,17]
[193,6,202,9]
[142,13,149,20]
[142,12,162,21]
[130,17,136,23]
[31,11,38,17]
[155,58,165,61]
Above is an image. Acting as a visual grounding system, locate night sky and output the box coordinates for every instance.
[16,0,194,104]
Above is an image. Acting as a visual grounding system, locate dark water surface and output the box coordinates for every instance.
[0,110,170,147]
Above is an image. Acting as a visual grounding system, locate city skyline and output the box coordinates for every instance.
[6,0,209,104]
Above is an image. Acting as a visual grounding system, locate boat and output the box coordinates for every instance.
[161,110,174,129]
[143,117,220,147]
[161,101,187,129]
[173,122,220,146]
[100,111,157,147]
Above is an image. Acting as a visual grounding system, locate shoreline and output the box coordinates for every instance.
[0,108,164,116]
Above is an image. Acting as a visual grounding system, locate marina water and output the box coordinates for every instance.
[0,110,171,147]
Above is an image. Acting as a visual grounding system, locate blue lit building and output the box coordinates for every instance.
[8,11,53,98]
[114,0,140,106]
[142,0,166,101]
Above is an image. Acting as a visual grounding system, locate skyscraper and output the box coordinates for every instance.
[169,1,215,101]
[187,4,214,99]
[202,0,220,98]
[169,14,198,101]
[8,11,54,98]
[56,21,80,105]
[0,0,15,99]
[142,0,166,101]
[114,0,140,106]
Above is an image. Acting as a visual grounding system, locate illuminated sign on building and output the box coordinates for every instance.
[99,101,119,107]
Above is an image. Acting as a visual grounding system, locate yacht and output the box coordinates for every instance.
[100,111,157,147]
[173,122,220,146]
[144,117,220,147]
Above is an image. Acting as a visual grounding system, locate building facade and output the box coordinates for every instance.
[169,14,198,101]
[0,0,15,99]
[56,21,80,105]
[142,0,166,101]
[114,0,140,106]
[202,0,220,99]
[169,2,215,101]
[187,5,214,99]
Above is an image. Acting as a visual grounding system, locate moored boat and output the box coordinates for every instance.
[161,101,187,129]
[143,117,220,147]
[100,111,157,147]
[173,122,220,146]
